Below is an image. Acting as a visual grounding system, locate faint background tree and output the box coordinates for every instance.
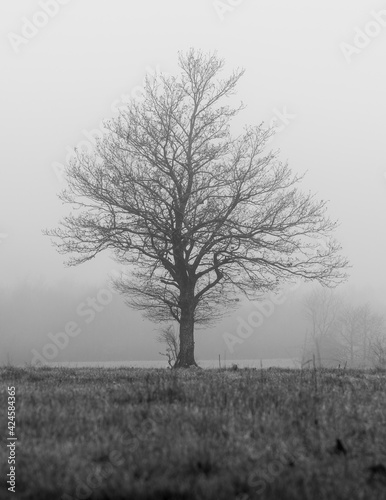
[303,287,385,368]
[303,287,343,367]
[338,304,362,366]
[369,331,386,368]
[338,303,384,367]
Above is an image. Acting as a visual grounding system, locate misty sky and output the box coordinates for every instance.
[1,0,386,365]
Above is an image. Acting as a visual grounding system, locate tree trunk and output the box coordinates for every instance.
[174,299,197,368]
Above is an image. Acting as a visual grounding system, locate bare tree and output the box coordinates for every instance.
[46,49,349,367]
[304,287,342,339]
[304,289,385,368]
[338,304,361,366]
[357,304,384,366]
[303,287,344,367]
[369,331,386,368]
[157,324,180,368]
[339,304,384,367]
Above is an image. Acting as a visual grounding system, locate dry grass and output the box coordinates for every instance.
[1,366,386,499]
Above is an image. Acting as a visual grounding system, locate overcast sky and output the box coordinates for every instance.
[1,0,386,365]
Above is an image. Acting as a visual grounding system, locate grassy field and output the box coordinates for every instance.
[1,366,386,500]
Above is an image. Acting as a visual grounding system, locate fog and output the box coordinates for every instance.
[1,0,386,366]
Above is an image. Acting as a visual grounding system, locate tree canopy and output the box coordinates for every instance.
[46,49,349,367]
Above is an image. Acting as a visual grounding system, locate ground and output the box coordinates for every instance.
[0,366,386,499]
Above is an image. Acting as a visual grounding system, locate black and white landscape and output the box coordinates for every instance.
[1,1,386,499]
